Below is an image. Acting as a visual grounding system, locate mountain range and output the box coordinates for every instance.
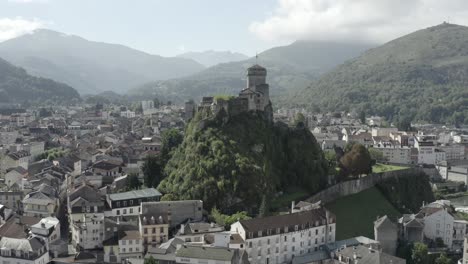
[294,23,468,125]
[0,57,79,103]
[0,29,205,94]
[128,41,373,102]
[177,50,248,67]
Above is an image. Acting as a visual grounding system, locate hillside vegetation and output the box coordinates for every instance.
[0,57,80,103]
[295,23,468,125]
[129,41,372,102]
[376,172,435,213]
[158,110,328,212]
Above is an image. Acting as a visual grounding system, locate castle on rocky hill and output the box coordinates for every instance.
[185,64,273,121]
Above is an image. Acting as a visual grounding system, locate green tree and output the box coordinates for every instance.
[142,155,164,188]
[359,110,366,124]
[435,253,450,264]
[340,144,372,177]
[161,128,183,162]
[292,113,306,127]
[127,174,141,190]
[396,116,412,131]
[211,208,251,229]
[144,256,158,264]
[411,242,429,264]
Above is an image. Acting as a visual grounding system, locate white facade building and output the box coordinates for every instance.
[373,146,412,164]
[230,207,335,264]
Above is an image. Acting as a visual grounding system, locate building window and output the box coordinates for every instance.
[144,228,148,234]
[116,210,120,215]
[160,227,164,233]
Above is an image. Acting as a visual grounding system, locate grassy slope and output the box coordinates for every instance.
[372,163,408,173]
[326,187,401,240]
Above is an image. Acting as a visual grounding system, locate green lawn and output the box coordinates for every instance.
[372,163,408,173]
[325,187,401,240]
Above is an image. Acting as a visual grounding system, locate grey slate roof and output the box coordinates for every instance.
[108,188,161,201]
[337,245,405,264]
[0,236,45,252]
[239,207,334,233]
[176,245,236,261]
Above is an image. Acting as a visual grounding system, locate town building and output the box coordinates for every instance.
[140,200,203,228]
[105,188,162,217]
[0,236,50,264]
[230,206,336,264]
[175,245,249,264]
[374,215,398,255]
[139,214,169,249]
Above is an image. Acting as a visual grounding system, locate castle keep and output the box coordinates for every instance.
[186,64,273,120]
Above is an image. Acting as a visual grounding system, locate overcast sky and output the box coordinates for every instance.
[1,0,468,57]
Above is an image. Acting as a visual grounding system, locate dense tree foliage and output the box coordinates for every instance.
[161,128,183,162]
[340,144,372,177]
[435,254,451,264]
[210,208,251,229]
[411,243,429,264]
[142,155,164,188]
[377,172,435,213]
[294,23,468,125]
[127,174,141,190]
[158,111,328,212]
[144,256,158,264]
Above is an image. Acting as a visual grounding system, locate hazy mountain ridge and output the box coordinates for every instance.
[295,23,468,125]
[129,41,373,102]
[177,50,248,67]
[0,57,80,103]
[0,29,205,94]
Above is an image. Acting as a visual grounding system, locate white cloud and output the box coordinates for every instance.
[0,17,45,42]
[250,0,468,44]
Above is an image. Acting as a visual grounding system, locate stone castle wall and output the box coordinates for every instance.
[306,168,424,204]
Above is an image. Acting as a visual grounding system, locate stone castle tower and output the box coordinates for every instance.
[239,64,271,112]
[191,63,273,122]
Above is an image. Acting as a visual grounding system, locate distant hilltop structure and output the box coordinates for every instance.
[185,64,273,121]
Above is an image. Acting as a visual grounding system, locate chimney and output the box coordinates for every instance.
[180,224,185,235]
[291,201,296,212]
